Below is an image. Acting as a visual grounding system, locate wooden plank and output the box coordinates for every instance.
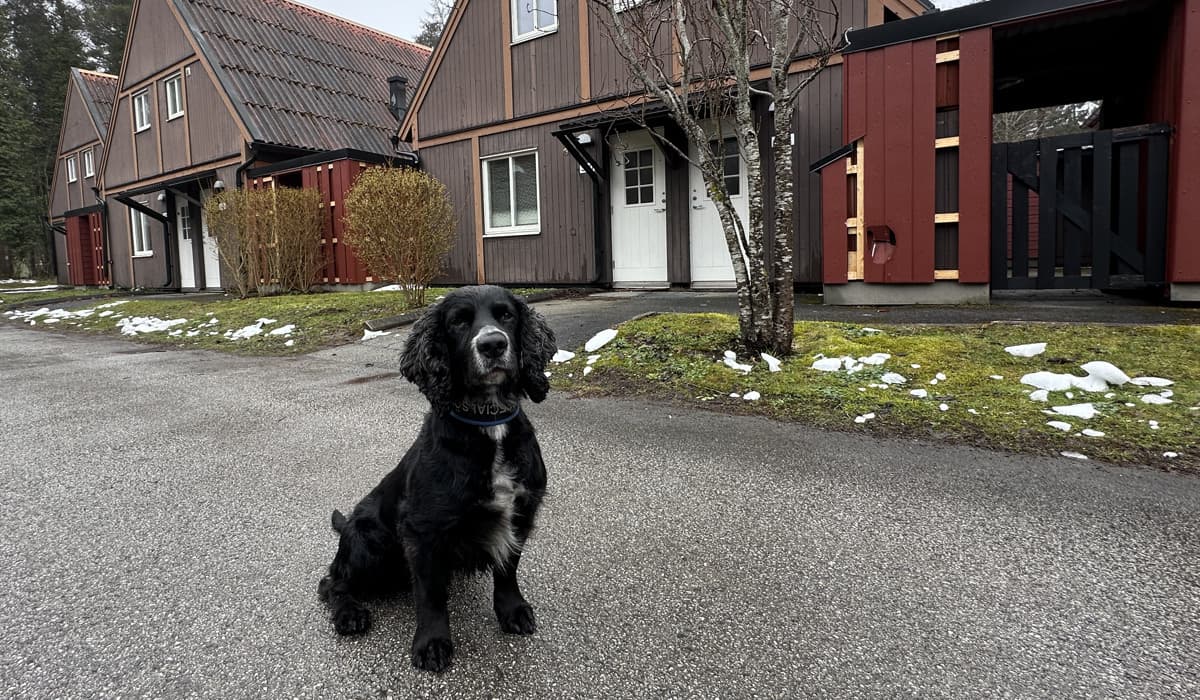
[934,269,959,280]
[1062,147,1084,279]
[1012,179,1030,280]
[935,137,960,149]
[1038,143,1058,288]
[821,161,849,284]
[935,50,960,63]
[1091,130,1113,288]
[1144,133,1170,284]
[1116,142,1139,275]
[957,28,992,283]
[934,213,959,224]
[863,48,888,284]
[845,52,868,142]
[911,39,937,283]
[990,144,1009,288]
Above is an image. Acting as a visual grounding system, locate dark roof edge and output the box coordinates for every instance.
[844,0,1114,54]
[244,148,401,178]
[809,142,856,173]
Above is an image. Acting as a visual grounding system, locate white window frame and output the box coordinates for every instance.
[164,74,184,120]
[133,90,151,132]
[83,149,94,178]
[131,210,154,257]
[511,0,558,43]
[66,156,78,183]
[482,149,541,238]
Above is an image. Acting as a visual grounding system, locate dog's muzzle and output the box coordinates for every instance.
[472,326,514,379]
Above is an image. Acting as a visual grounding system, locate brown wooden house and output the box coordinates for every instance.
[96,0,430,291]
[49,68,118,287]
[398,0,935,289]
[816,0,1200,303]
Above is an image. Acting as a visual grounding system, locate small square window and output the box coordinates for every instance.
[483,150,541,236]
[131,210,154,256]
[165,75,184,120]
[512,0,557,42]
[67,156,78,183]
[83,149,94,178]
[133,90,151,132]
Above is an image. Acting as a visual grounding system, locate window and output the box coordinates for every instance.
[67,156,78,183]
[621,149,655,206]
[131,210,154,256]
[133,90,151,132]
[710,137,741,196]
[483,151,540,236]
[83,149,94,178]
[165,74,183,119]
[512,0,557,42]
[178,203,192,240]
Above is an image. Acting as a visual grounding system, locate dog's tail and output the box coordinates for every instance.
[330,509,348,533]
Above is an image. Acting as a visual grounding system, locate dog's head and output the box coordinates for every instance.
[399,285,557,412]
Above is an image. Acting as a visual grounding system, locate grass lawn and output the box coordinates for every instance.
[0,286,119,310]
[551,313,1199,472]
[2,287,552,355]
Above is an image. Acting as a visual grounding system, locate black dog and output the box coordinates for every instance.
[318,285,557,672]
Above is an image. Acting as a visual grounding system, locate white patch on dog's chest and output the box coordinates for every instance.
[482,430,525,568]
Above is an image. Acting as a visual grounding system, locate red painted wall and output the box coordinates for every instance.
[957,29,993,283]
[1168,0,1200,283]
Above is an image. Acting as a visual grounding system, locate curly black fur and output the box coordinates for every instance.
[320,285,557,673]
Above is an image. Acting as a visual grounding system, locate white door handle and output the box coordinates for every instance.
[692,204,705,210]
[653,207,666,213]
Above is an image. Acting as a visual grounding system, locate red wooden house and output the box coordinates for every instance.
[815,0,1200,303]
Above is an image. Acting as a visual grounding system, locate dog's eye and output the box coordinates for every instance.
[494,307,515,322]
[450,309,472,327]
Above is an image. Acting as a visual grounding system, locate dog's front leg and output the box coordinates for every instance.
[407,546,454,672]
[493,550,537,635]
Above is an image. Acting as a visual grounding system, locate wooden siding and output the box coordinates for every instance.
[61,83,101,152]
[420,140,479,284]
[479,124,596,284]
[159,73,188,172]
[512,0,583,117]
[417,0,507,137]
[103,97,137,188]
[135,118,159,179]
[957,29,991,283]
[666,158,690,284]
[1168,0,1200,283]
[185,61,242,165]
[793,65,844,284]
[121,0,194,89]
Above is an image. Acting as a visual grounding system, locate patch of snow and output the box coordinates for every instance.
[117,316,189,336]
[1104,392,1116,399]
[284,340,295,347]
[1130,376,1174,387]
[96,300,128,309]
[1005,342,1046,357]
[168,330,182,336]
[98,310,114,318]
[967,408,979,415]
[583,366,593,376]
[1080,361,1131,386]
[929,378,939,385]
[0,278,36,284]
[1029,389,1050,402]
[938,403,949,412]
[371,284,402,292]
[723,351,752,374]
[1065,392,1074,399]
[862,327,882,333]
[935,372,947,381]
[1164,452,1179,459]
[812,357,843,372]
[881,372,907,385]
[1060,452,1088,460]
[853,412,876,423]
[1149,420,1160,431]
[585,329,618,352]
[859,353,891,366]
[206,317,220,326]
[1082,429,1105,438]
[551,349,575,363]
[186,330,200,337]
[760,353,782,372]
[0,284,61,294]
[1021,371,1076,392]
[990,375,1003,380]
[269,324,295,336]
[1051,403,1097,420]
[1141,394,1173,405]
[729,393,740,398]
[909,389,928,398]
[361,329,390,341]
[743,391,761,401]
[911,364,921,369]
[1047,421,1073,432]
[586,354,601,365]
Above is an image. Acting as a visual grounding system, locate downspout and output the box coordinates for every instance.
[161,191,174,288]
[235,142,261,188]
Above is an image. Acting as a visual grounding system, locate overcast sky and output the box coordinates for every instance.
[296,0,981,45]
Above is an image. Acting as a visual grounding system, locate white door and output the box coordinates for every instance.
[610,130,668,287]
[176,202,196,288]
[200,188,222,289]
[688,128,749,288]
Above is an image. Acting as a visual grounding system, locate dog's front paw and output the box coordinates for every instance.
[411,635,454,673]
[497,602,537,635]
[333,604,371,635]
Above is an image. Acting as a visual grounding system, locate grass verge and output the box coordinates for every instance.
[551,313,1199,473]
[0,287,119,310]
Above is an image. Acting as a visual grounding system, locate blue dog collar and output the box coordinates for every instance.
[449,405,521,427]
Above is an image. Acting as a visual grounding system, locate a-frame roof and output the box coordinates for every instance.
[169,0,431,156]
[73,68,119,141]
[398,0,469,143]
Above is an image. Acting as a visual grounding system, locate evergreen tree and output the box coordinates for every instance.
[413,0,453,47]
[82,0,132,74]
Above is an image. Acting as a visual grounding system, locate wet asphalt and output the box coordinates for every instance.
[0,292,1198,698]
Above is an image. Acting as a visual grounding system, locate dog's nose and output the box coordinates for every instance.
[476,332,509,359]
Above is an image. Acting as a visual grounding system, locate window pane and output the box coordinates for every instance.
[638,149,652,168]
[624,162,639,187]
[515,1,535,35]
[725,176,740,196]
[625,189,639,206]
[513,154,538,226]
[535,0,557,29]
[487,159,512,228]
[640,186,653,204]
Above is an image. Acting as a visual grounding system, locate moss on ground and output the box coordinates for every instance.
[552,313,1199,473]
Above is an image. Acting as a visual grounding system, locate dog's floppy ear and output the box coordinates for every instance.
[399,301,452,412]
[516,297,557,403]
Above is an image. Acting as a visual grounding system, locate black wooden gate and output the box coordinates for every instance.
[990,124,1170,290]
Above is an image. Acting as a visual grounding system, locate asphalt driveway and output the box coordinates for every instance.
[1,317,1198,698]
